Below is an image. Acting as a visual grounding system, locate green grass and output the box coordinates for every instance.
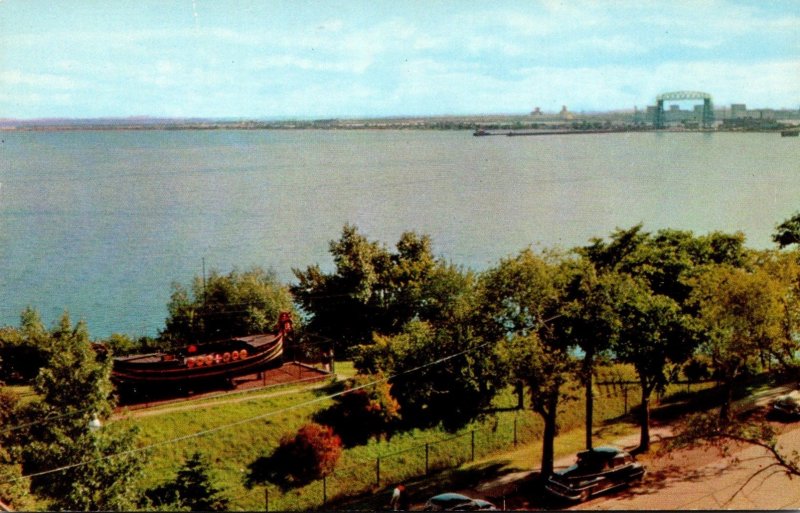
[117,368,678,511]
[333,360,357,379]
[5,363,721,511]
[2,384,37,405]
[116,382,334,510]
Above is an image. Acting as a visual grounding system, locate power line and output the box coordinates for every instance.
[0,339,489,486]
[0,406,97,435]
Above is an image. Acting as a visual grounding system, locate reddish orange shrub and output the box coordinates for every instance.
[267,422,342,487]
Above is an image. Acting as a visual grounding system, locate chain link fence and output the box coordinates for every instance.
[264,378,716,510]
[264,414,545,511]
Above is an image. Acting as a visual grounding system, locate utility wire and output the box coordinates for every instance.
[0,339,489,485]
[0,406,97,435]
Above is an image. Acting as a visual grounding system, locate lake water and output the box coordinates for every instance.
[0,129,797,338]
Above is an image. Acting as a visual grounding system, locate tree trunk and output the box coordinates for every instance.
[719,379,734,424]
[638,381,651,452]
[539,392,559,479]
[584,350,595,450]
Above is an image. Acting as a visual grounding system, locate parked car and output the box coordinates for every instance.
[545,446,645,502]
[423,493,497,511]
[772,390,800,419]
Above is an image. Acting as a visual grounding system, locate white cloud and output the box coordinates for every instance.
[677,38,724,50]
[507,58,800,111]
[1,0,797,117]
[0,70,81,90]
[249,54,372,74]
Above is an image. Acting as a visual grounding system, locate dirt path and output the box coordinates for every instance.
[113,378,334,419]
[112,364,344,420]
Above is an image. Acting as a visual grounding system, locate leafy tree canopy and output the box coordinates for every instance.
[160,267,295,346]
[581,225,747,303]
[292,225,473,351]
[0,308,52,384]
[354,319,502,431]
[773,211,800,248]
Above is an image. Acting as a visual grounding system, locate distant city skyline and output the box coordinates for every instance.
[1,0,798,119]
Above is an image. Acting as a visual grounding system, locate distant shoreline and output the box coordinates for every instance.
[1,124,794,134]
[2,110,799,133]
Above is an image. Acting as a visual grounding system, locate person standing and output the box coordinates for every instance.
[390,484,405,510]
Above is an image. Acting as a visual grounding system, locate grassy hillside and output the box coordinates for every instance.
[112,363,713,510]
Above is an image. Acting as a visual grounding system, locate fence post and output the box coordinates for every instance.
[471,430,475,461]
[264,486,268,512]
[623,386,628,415]
[425,443,430,475]
[323,476,327,506]
[513,417,518,447]
[376,457,381,487]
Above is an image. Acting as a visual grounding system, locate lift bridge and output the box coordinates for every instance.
[654,91,714,129]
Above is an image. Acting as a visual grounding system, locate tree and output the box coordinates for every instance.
[292,225,394,350]
[690,263,792,422]
[501,333,578,478]
[315,373,401,447]
[479,249,576,477]
[10,313,143,510]
[160,267,295,346]
[558,262,622,450]
[750,249,800,368]
[292,225,470,353]
[0,308,51,384]
[611,277,699,451]
[580,226,745,450]
[773,211,800,248]
[144,452,230,511]
[354,319,502,431]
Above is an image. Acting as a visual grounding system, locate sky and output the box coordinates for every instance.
[0,0,798,119]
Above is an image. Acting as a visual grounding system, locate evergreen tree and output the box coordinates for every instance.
[12,313,143,511]
[145,452,230,511]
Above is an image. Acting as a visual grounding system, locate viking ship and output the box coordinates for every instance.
[112,312,292,392]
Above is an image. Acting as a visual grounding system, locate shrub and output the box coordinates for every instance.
[683,355,711,382]
[316,374,400,446]
[247,423,342,490]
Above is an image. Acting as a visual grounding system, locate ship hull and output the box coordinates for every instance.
[112,333,284,389]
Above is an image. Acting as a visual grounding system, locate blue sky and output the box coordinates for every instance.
[1,0,798,119]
